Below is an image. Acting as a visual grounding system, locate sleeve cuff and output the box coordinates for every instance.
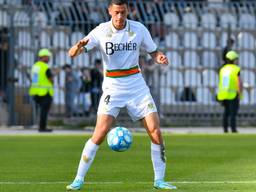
[148,48,158,54]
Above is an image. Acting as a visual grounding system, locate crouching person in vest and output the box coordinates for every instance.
[217,51,243,133]
[29,48,54,132]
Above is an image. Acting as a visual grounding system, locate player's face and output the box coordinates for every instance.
[108,4,129,30]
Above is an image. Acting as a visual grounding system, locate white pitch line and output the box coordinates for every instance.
[173,181,256,184]
[1,181,256,185]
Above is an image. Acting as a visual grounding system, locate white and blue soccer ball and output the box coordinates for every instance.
[107,126,132,152]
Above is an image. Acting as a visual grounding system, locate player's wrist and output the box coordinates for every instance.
[76,43,82,49]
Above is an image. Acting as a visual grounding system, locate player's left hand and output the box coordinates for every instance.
[155,52,169,65]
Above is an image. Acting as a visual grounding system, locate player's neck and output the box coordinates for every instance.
[112,20,126,30]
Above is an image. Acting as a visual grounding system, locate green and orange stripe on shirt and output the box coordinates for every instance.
[106,65,140,78]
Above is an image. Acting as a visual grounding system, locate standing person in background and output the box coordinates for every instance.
[222,37,235,64]
[217,51,242,133]
[63,64,81,118]
[29,48,54,132]
[0,28,9,103]
[66,0,177,190]
[218,37,235,73]
[90,59,103,114]
[79,67,92,116]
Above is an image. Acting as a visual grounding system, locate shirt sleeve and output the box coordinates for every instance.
[141,24,157,53]
[83,26,100,52]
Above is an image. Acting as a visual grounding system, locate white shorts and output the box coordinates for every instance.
[97,87,157,121]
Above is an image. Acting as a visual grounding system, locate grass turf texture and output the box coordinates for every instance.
[0,134,256,192]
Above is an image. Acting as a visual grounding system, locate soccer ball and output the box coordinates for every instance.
[107,126,132,152]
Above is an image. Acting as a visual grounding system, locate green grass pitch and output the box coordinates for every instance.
[0,133,256,192]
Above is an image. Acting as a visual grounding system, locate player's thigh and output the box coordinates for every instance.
[97,91,123,118]
[91,114,115,145]
[142,112,163,144]
[127,91,157,121]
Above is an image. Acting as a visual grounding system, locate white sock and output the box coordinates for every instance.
[74,139,99,181]
[151,142,166,181]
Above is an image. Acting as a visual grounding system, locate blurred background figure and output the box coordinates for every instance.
[0,28,9,103]
[140,56,157,91]
[62,64,81,118]
[139,56,160,108]
[217,51,242,133]
[90,59,103,114]
[179,87,197,102]
[79,67,92,117]
[222,37,235,64]
[29,48,53,132]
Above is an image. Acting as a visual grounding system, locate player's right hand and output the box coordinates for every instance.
[69,38,89,58]
[77,38,89,48]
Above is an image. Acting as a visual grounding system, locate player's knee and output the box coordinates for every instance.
[92,125,110,145]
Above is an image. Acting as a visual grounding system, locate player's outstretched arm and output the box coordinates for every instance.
[150,50,169,65]
[68,38,89,58]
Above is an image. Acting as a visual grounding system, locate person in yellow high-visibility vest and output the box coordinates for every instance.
[217,50,243,133]
[29,48,54,132]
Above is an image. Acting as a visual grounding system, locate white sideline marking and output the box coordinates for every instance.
[1,181,256,185]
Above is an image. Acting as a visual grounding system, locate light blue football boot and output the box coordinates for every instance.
[154,179,177,190]
[66,179,84,191]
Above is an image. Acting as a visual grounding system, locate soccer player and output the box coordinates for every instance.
[66,0,177,190]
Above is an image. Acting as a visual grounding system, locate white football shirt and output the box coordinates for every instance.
[83,19,157,91]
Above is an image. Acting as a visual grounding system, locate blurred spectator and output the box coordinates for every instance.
[139,56,162,113]
[0,28,9,102]
[89,7,104,28]
[140,1,166,48]
[154,0,167,45]
[90,59,103,113]
[144,3,158,38]
[62,64,81,117]
[179,87,197,102]
[79,67,92,117]
[55,1,90,33]
[128,2,140,21]
[222,37,235,64]
[29,48,53,132]
[140,56,157,92]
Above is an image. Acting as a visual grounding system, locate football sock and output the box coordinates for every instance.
[75,139,99,181]
[151,142,166,181]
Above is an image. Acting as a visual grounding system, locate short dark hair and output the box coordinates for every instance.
[109,0,128,6]
[227,38,234,45]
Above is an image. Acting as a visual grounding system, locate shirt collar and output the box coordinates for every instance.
[110,19,129,33]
